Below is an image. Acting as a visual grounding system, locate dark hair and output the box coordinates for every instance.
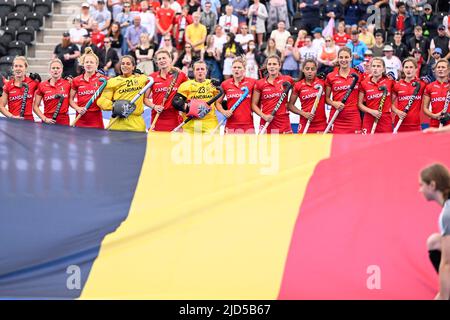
[421,163,450,200]
[298,59,318,80]
[396,1,405,8]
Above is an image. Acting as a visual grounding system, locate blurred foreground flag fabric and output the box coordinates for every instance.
[0,118,449,299]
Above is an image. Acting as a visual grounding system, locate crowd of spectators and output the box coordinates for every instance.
[54,0,450,82]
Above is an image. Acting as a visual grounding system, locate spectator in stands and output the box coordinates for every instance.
[80,2,95,31]
[359,0,373,22]
[91,21,106,49]
[174,6,193,52]
[108,0,123,21]
[412,48,426,77]
[323,0,344,27]
[334,21,350,48]
[175,42,198,76]
[140,0,156,41]
[372,31,385,57]
[346,30,367,67]
[355,49,373,76]
[129,0,141,12]
[184,11,207,56]
[430,25,450,60]
[235,25,254,51]
[70,18,88,50]
[92,0,111,33]
[81,33,105,68]
[160,34,178,62]
[201,0,221,16]
[221,32,244,79]
[102,37,120,76]
[187,0,200,14]
[267,0,290,33]
[426,47,442,81]
[247,0,268,49]
[107,22,123,56]
[219,5,239,35]
[374,0,389,30]
[116,1,134,55]
[270,21,291,52]
[318,36,339,75]
[245,39,261,79]
[230,0,249,26]
[389,1,414,40]
[200,1,217,35]
[53,32,81,78]
[358,22,375,49]
[281,36,300,79]
[264,38,282,61]
[419,3,439,39]
[155,0,175,46]
[344,0,362,27]
[296,0,320,34]
[390,31,409,61]
[169,0,182,13]
[212,24,227,54]
[295,30,308,49]
[407,25,430,62]
[126,15,148,55]
[312,27,325,52]
[136,33,155,74]
[201,35,222,81]
[299,35,317,63]
[382,44,402,80]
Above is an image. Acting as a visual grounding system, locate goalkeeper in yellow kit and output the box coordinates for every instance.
[172,60,222,133]
[97,55,150,132]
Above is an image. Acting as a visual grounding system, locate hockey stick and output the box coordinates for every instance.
[106,76,155,130]
[258,81,292,135]
[210,86,250,135]
[370,85,388,134]
[439,89,450,128]
[172,85,225,132]
[302,84,323,134]
[19,82,29,118]
[323,73,359,134]
[71,77,107,127]
[51,94,65,122]
[393,81,420,134]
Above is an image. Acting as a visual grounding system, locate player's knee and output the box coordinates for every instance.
[427,233,441,251]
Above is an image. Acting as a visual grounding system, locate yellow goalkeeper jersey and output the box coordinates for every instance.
[177,78,220,133]
[97,74,149,132]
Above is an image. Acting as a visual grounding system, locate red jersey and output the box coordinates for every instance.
[255,75,294,134]
[71,73,107,129]
[325,68,362,134]
[36,78,71,125]
[293,78,327,133]
[392,79,425,132]
[221,77,256,132]
[156,7,175,33]
[424,80,450,128]
[334,33,350,47]
[149,70,188,131]
[3,76,39,121]
[359,76,394,133]
[91,31,105,49]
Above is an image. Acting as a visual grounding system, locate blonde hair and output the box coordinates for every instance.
[13,56,28,68]
[232,56,246,68]
[433,58,450,71]
[78,47,99,66]
[49,58,64,69]
[155,48,172,60]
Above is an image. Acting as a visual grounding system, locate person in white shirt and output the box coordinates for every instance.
[270,21,290,52]
[381,45,402,80]
[235,25,254,51]
[219,5,239,34]
[170,0,182,14]
[213,25,228,54]
[139,0,156,41]
[299,36,318,63]
[107,0,123,21]
[69,18,88,50]
[312,27,325,53]
[91,0,111,33]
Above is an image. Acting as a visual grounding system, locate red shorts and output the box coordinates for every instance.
[259,115,292,134]
[362,112,393,134]
[329,109,361,134]
[75,111,104,129]
[298,118,327,134]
